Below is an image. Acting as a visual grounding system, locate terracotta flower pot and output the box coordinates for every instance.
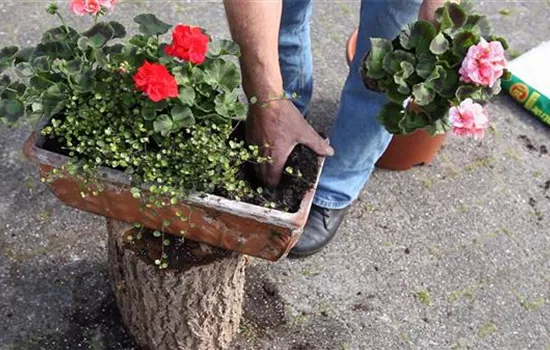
[346,29,447,170]
[23,132,324,262]
[374,129,446,170]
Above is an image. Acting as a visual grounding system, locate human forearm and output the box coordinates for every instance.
[223,0,283,101]
[419,0,460,22]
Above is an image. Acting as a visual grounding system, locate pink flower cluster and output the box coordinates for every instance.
[459,38,507,88]
[70,0,116,16]
[449,98,489,140]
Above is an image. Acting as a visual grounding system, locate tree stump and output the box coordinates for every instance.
[106,219,248,350]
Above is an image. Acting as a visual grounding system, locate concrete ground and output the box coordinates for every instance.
[1,1,549,349]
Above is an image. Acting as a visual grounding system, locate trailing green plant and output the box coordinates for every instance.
[361,0,511,138]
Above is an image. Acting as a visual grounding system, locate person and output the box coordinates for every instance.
[223,0,450,257]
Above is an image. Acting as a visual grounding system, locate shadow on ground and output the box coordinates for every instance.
[2,260,302,350]
[2,260,134,350]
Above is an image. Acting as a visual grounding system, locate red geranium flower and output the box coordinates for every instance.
[165,25,209,65]
[133,61,178,102]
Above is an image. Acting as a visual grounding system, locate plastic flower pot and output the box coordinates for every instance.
[23,128,325,262]
[346,29,446,170]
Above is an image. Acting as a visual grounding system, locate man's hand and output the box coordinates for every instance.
[224,0,333,188]
[419,0,460,22]
[248,99,334,188]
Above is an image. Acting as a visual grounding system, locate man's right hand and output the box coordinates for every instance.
[247,98,334,188]
[223,0,333,188]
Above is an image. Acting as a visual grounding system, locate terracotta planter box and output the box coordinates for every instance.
[23,132,324,262]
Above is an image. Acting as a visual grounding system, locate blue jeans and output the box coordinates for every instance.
[280,0,422,209]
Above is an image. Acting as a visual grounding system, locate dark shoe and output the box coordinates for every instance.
[289,204,349,258]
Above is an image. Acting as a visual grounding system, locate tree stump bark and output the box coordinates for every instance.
[106,219,247,350]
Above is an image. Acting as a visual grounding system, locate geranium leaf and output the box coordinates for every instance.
[203,59,240,92]
[142,103,157,121]
[153,114,173,136]
[0,46,19,60]
[464,14,491,37]
[386,85,409,105]
[14,47,34,64]
[383,50,416,74]
[398,110,431,134]
[412,83,435,106]
[437,69,459,98]
[455,85,478,100]
[364,38,393,79]
[42,26,78,43]
[109,21,127,39]
[429,33,450,55]
[488,35,509,50]
[0,99,24,123]
[446,3,467,29]
[377,102,406,134]
[178,86,195,106]
[393,61,415,95]
[452,30,479,57]
[134,14,172,36]
[0,46,18,73]
[171,105,194,127]
[15,62,34,78]
[42,83,67,118]
[416,53,437,79]
[424,118,451,135]
[83,22,115,48]
[470,82,502,102]
[207,39,240,58]
[399,24,414,50]
[425,65,446,91]
[69,69,94,92]
[410,21,437,53]
[0,75,11,91]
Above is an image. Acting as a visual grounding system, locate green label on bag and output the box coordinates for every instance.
[502,74,550,127]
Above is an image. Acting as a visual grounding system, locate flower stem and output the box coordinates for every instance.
[36,74,56,85]
[55,12,70,35]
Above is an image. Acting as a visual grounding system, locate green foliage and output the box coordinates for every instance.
[1,7,267,206]
[429,33,450,55]
[365,38,393,79]
[360,1,509,135]
[133,14,172,36]
[207,39,241,58]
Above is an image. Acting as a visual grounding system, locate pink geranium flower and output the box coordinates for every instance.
[459,38,507,88]
[70,0,115,16]
[449,98,489,140]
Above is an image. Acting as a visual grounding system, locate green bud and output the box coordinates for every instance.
[46,2,58,14]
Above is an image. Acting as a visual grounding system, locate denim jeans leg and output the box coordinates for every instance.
[313,0,422,210]
[279,0,313,115]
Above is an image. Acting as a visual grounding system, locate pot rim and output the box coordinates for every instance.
[23,131,325,230]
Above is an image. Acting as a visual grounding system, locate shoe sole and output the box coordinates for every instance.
[287,244,328,259]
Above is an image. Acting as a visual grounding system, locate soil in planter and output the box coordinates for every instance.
[42,123,319,213]
[122,227,233,272]
[217,143,319,212]
[222,121,321,212]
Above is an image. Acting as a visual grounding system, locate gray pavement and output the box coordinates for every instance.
[1,1,549,349]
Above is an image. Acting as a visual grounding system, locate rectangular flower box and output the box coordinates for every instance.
[23,131,324,261]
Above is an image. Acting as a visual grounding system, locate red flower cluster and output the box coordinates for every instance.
[133,61,178,102]
[164,25,209,65]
